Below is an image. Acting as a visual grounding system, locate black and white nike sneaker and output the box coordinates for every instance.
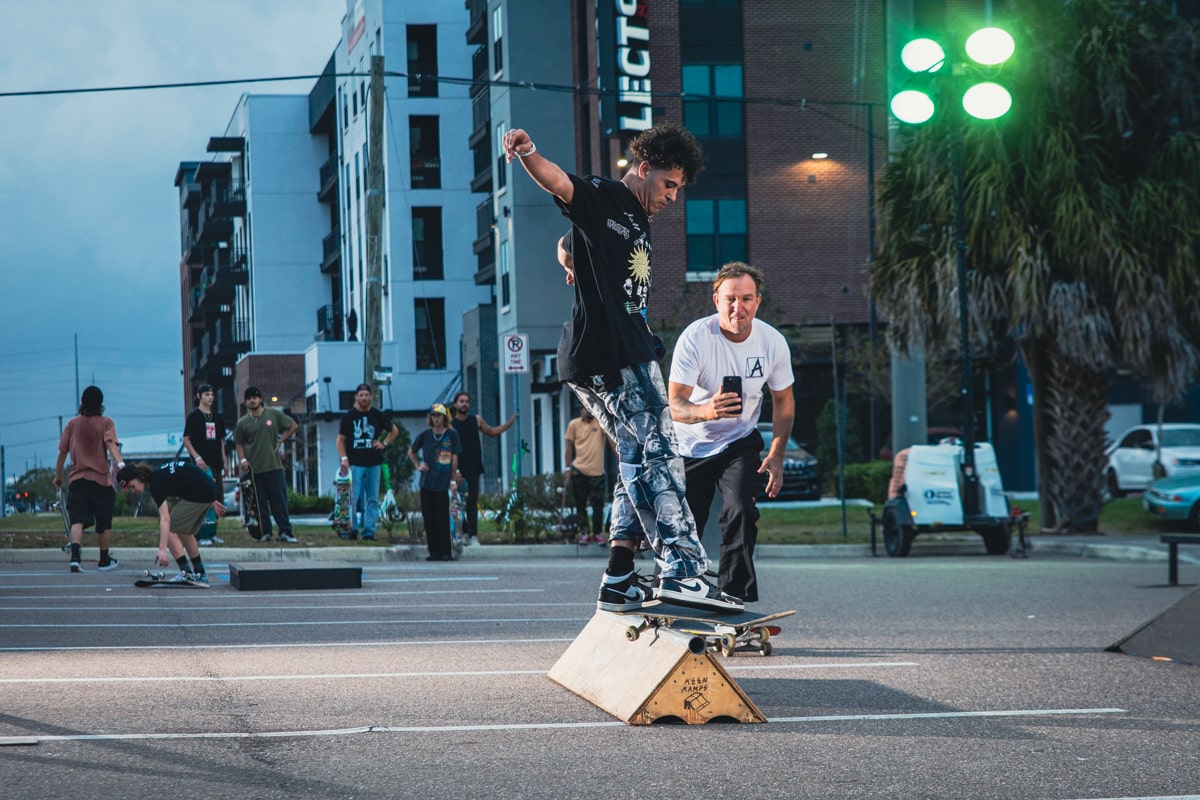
[597,570,656,612]
[655,575,743,613]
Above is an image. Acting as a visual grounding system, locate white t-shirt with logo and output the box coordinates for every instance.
[669,314,794,459]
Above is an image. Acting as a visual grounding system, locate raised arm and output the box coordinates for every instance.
[503,128,574,204]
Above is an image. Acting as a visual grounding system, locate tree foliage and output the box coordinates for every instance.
[873,0,1200,530]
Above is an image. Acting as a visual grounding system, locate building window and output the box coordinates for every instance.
[686,198,746,273]
[492,6,503,75]
[494,122,507,191]
[412,207,444,280]
[414,298,446,370]
[682,64,743,136]
[410,116,441,189]
[499,239,511,310]
[407,25,438,97]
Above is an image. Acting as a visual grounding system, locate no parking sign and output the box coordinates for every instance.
[503,333,529,374]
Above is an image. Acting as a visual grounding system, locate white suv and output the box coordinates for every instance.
[1105,423,1200,496]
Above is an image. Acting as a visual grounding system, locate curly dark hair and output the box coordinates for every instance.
[628,122,705,185]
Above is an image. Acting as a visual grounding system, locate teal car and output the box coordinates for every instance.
[1142,474,1200,529]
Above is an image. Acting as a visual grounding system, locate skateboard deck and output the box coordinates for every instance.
[448,481,464,558]
[240,470,263,540]
[616,602,796,656]
[56,488,72,552]
[332,471,353,537]
[135,571,210,589]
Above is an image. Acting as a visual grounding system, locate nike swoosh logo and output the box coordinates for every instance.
[674,580,703,592]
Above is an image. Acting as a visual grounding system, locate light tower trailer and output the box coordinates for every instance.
[881,442,1015,557]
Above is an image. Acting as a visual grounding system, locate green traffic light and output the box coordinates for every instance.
[965,27,1015,66]
[900,38,945,73]
[890,90,935,124]
[962,82,1012,119]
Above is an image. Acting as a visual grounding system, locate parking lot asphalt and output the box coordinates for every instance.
[1,542,1198,799]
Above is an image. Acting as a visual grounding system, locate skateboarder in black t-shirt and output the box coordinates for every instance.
[117,461,224,583]
[505,122,742,615]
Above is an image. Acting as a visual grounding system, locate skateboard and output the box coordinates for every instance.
[135,570,210,589]
[332,470,354,538]
[240,469,263,540]
[55,488,72,552]
[448,480,464,558]
[615,602,797,657]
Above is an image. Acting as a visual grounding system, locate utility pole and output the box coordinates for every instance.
[363,54,386,406]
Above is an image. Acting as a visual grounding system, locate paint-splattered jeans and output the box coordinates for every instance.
[568,361,709,579]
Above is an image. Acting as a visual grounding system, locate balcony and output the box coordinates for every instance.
[318,153,338,202]
[466,0,486,45]
[200,317,251,370]
[469,88,490,147]
[473,244,495,286]
[316,304,343,342]
[196,247,248,311]
[471,46,489,91]
[181,181,202,211]
[321,227,341,274]
[470,139,492,194]
[473,198,494,254]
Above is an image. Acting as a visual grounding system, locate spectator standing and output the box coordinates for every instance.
[233,387,299,543]
[450,391,516,547]
[54,385,124,572]
[564,405,608,543]
[182,382,227,545]
[409,403,462,561]
[668,262,795,603]
[336,383,400,540]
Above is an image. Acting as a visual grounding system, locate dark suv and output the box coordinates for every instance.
[757,423,821,501]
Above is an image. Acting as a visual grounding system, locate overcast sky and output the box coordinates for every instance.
[0,0,345,479]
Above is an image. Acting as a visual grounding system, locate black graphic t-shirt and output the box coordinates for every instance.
[555,174,658,383]
[339,407,392,467]
[149,460,218,505]
[183,409,226,471]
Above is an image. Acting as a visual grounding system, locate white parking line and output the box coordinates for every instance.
[0,660,918,684]
[1,707,1128,743]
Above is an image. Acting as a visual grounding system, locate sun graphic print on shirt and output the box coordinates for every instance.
[623,241,652,314]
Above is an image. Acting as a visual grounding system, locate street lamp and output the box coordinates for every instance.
[889,26,1015,517]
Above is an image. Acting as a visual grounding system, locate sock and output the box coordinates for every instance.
[190,555,205,575]
[70,543,81,562]
[605,545,635,577]
[99,548,110,563]
[176,555,189,572]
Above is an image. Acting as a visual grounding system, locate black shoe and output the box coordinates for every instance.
[655,575,743,613]
[97,557,119,571]
[597,570,655,612]
[360,534,375,541]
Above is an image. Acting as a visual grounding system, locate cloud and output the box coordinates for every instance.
[0,0,346,470]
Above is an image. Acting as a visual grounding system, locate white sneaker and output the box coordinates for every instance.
[467,535,479,547]
[655,575,743,613]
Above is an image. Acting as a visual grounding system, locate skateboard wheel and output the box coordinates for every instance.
[760,641,773,657]
[625,626,640,642]
[755,625,770,644]
[720,632,737,655]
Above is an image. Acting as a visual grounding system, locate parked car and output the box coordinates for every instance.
[1142,474,1200,529]
[1106,423,1200,496]
[757,423,821,501]
[223,478,240,514]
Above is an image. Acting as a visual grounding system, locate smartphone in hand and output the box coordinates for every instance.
[721,375,742,402]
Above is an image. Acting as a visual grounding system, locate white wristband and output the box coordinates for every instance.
[117,462,125,469]
[516,142,536,158]
[240,458,248,464]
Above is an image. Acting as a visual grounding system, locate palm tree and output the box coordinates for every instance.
[873,0,1200,531]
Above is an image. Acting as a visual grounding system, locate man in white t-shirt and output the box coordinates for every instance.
[668,262,795,603]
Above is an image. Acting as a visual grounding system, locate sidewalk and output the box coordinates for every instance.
[2,534,1196,567]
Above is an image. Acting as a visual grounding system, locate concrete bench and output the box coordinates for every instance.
[1161,534,1200,586]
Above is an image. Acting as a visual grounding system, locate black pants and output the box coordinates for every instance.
[253,468,292,537]
[683,430,763,603]
[421,489,452,559]
[460,473,481,537]
[571,472,606,535]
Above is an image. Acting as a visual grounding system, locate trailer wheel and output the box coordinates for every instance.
[882,503,915,557]
[978,525,1011,555]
